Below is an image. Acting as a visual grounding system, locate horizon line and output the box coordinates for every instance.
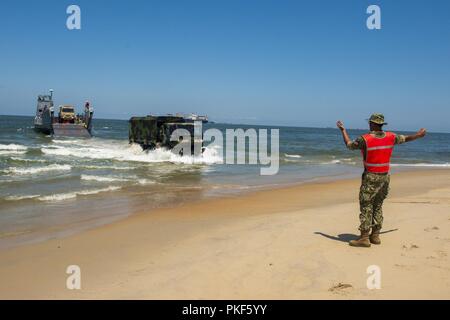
[1,113,448,135]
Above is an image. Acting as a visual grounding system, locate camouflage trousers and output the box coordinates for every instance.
[358,172,390,231]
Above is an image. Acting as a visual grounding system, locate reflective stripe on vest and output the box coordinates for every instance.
[362,132,395,173]
[366,145,394,151]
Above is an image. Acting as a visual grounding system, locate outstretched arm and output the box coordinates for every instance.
[336,120,352,146]
[405,128,427,142]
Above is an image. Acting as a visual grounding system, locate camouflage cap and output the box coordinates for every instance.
[367,113,387,125]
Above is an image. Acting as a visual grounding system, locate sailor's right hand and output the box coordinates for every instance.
[336,120,345,131]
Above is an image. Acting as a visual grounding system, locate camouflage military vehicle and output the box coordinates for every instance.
[129,115,202,155]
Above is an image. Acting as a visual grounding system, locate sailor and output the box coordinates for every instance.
[337,114,427,247]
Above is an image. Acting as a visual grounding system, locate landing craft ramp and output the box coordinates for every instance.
[52,123,91,138]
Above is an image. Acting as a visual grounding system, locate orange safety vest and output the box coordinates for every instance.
[361,131,395,173]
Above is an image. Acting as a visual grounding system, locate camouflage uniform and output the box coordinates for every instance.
[347,132,405,231]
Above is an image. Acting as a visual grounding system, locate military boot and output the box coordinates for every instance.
[349,230,371,247]
[370,226,381,245]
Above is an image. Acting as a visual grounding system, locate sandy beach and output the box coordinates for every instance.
[0,169,449,299]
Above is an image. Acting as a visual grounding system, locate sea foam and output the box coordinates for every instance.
[38,186,121,202]
[285,153,302,158]
[3,164,72,175]
[0,150,27,156]
[81,174,130,182]
[42,139,222,165]
[4,194,40,201]
[0,144,28,151]
[391,163,450,167]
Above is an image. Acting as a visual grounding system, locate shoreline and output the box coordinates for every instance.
[0,168,449,299]
[0,165,437,250]
[0,166,363,250]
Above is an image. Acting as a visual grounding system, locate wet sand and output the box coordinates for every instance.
[0,169,449,299]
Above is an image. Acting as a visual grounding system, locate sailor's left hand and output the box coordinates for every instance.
[336,120,345,131]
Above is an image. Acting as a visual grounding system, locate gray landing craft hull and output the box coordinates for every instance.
[33,124,52,135]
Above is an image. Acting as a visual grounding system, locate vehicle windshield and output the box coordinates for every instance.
[62,108,74,113]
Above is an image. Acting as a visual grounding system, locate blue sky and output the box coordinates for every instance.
[0,0,449,131]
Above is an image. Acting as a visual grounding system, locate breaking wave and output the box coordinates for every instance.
[391,163,450,167]
[2,164,72,175]
[79,165,135,170]
[9,157,48,163]
[0,144,28,151]
[320,159,342,165]
[42,140,223,165]
[38,186,121,202]
[81,174,130,182]
[136,179,156,185]
[4,194,40,201]
[284,153,302,158]
[0,150,27,156]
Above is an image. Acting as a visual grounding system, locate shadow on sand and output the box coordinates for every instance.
[314,229,398,243]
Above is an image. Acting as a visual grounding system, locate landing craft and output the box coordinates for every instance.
[34,89,94,137]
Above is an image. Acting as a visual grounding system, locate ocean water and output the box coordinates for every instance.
[1,115,449,247]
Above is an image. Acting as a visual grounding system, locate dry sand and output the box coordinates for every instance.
[0,169,449,299]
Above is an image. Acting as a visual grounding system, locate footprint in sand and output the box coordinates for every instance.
[329,282,353,294]
[394,263,414,270]
[424,226,439,232]
[402,244,419,251]
[426,250,447,260]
